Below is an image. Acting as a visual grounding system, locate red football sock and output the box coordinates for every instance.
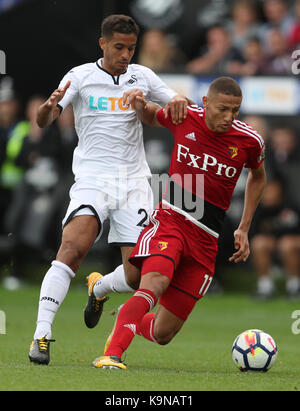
[105,288,157,358]
[137,312,158,344]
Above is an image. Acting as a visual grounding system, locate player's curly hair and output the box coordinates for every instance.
[101,14,140,39]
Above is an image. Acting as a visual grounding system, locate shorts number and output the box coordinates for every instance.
[137,208,148,227]
[199,274,213,297]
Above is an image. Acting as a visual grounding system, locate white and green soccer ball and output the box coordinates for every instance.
[232,329,278,372]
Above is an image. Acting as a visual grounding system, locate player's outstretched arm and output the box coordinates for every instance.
[229,163,266,264]
[37,80,71,128]
[123,89,162,127]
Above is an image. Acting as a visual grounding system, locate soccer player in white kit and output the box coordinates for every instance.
[28,14,190,364]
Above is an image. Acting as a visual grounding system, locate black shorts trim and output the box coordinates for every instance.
[169,284,199,301]
[63,204,102,235]
[109,242,136,248]
[57,104,63,114]
[163,177,225,234]
[129,253,176,271]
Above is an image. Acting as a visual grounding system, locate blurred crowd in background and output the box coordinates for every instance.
[0,0,300,299]
[138,0,300,76]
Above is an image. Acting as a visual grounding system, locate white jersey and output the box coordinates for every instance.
[58,59,177,180]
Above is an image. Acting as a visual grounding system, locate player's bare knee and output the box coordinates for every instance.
[57,240,87,269]
[141,272,170,298]
[153,316,180,345]
[154,329,176,345]
[278,236,297,254]
[155,335,172,345]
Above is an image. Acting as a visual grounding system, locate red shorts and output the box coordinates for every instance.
[129,205,219,320]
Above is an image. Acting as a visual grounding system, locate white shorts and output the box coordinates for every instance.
[62,177,154,245]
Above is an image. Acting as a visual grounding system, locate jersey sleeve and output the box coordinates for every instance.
[141,66,177,106]
[244,141,265,169]
[156,107,176,132]
[57,68,80,112]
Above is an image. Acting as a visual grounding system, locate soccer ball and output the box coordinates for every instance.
[232,329,278,372]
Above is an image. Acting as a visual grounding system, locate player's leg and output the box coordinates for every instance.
[91,246,139,301]
[34,215,99,338]
[86,178,153,319]
[277,235,300,298]
[29,214,99,364]
[92,208,184,368]
[56,215,100,271]
[102,177,153,293]
[84,247,138,329]
[92,255,175,369]
[92,270,170,370]
[121,245,141,289]
[138,234,217,346]
[251,234,276,298]
[102,278,180,354]
[100,263,210,368]
[84,227,142,329]
[138,304,184,345]
[96,210,218,369]
[84,245,140,330]
[137,280,198,346]
[98,304,184,370]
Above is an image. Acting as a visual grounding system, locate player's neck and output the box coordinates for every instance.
[100,58,127,77]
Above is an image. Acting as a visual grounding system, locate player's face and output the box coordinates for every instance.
[99,32,137,76]
[203,93,242,133]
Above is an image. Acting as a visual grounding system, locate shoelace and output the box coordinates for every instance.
[37,338,55,352]
[92,295,108,312]
[93,297,101,312]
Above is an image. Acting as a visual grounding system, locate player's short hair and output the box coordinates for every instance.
[101,14,140,39]
[208,77,242,98]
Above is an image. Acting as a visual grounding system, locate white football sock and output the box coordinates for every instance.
[93,264,135,298]
[257,276,274,295]
[34,260,75,339]
[286,276,300,295]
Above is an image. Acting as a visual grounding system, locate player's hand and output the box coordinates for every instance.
[46,80,71,109]
[164,95,188,125]
[229,228,250,263]
[122,89,147,111]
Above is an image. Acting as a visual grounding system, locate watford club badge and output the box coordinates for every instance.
[228,146,238,159]
[157,241,168,251]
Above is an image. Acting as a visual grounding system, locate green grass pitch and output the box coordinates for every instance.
[1,282,300,392]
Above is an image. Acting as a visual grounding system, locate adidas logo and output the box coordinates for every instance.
[185,132,196,141]
[124,323,137,335]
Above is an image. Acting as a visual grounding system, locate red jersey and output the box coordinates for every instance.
[157,105,264,211]
[156,105,265,236]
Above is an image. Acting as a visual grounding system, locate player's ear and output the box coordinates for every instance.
[203,96,208,109]
[99,37,106,51]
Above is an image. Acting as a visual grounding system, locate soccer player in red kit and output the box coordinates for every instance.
[92,77,267,370]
